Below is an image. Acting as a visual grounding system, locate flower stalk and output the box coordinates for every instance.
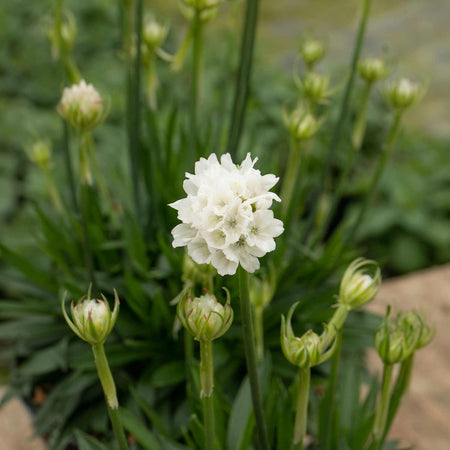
[281,139,303,220]
[200,339,215,450]
[352,81,372,151]
[238,267,270,450]
[293,367,311,450]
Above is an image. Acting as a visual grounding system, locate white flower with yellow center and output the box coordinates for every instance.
[170,153,284,276]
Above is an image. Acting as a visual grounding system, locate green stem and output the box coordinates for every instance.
[79,132,93,186]
[322,329,343,450]
[327,304,349,345]
[280,139,302,220]
[238,267,269,450]
[304,0,372,240]
[227,0,260,158]
[352,81,372,151]
[43,168,63,213]
[190,9,203,156]
[200,340,215,450]
[293,367,311,450]
[80,184,97,291]
[348,110,402,240]
[61,121,78,211]
[253,306,264,363]
[92,344,128,450]
[383,354,414,441]
[371,363,394,450]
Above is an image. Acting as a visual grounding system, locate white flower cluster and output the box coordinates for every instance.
[170,153,284,276]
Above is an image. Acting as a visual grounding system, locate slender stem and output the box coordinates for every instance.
[280,139,302,220]
[92,344,128,450]
[348,110,402,240]
[61,121,78,211]
[383,354,414,441]
[200,340,215,450]
[253,306,264,362]
[322,329,343,450]
[80,184,97,291]
[43,168,63,213]
[227,0,260,158]
[327,304,349,346]
[190,9,203,156]
[304,0,372,240]
[293,367,311,450]
[371,363,394,450]
[79,132,93,186]
[352,81,372,151]
[238,267,269,450]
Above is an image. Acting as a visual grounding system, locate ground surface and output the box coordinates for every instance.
[0,264,449,448]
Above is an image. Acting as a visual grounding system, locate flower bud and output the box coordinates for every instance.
[338,258,381,310]
[143,18,168,49]
[26,140,52,171]
[177,291,233,341]
[62,290,120,345]
[281,302,337,369]
[182,253,215,288]
[301,72,330,103]
[383,77,424,110]
[60,11,77,55]
[358,57,387,83]
[299,38,326,68]
[57,80,107,132]
[283,105,320,141]
[401,311,435,350]
[375,308,423,365]
[179,0,223,22]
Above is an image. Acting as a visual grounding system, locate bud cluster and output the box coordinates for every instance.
[299,38,326,69]
[62,291,120,345]
[283,105,320,141]
[374,308,434,365]
[358,57,388,83]
[383,77,424,110]
[177,291,233,341]
[57,80,108,132]
[338,258,381,310]
[281,302,337,369]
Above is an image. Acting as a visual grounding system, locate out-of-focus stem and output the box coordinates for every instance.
[293,367,311,450]
[352,81,372,151]
[281,139,302,220]
[200,340,215,450]
[43,168,63,213]
[253,306,264,362]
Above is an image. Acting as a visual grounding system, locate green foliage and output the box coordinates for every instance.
[0,0,443,449]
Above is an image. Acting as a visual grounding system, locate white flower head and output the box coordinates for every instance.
[169,153,284,276]
[57,80,107,132]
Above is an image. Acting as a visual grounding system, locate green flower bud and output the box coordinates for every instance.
[283,105,321,141]
[177,291,233,341]
[143,18,168,49]
[383,77,425,110]
[301,72,331,103]
[57,80,108,132]
[299,38,326,68]
[62,290,120,345]
[179,0,223,22]
[281,302,337,369]
[182,252,215,287]
[339,258,381,310]
[60,11,77,55]
[358,57,388,83]
[26,140,52,171]
[374,308,423,365]
[401,311,435,350]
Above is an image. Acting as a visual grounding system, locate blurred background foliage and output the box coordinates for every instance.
[2,0,449,275]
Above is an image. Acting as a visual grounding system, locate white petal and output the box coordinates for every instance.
[211,251,238,276]
[172,224,196,248]
[239,251,260,273]
[188,237,212,264]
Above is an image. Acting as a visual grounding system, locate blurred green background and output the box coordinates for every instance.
[1,0,449,276]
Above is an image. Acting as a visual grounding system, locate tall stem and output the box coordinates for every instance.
[238,267,269,450]
[293,367,311,450]
[190,9,203,156]
[371,363,394,450]
[352,81,372,151]
[43,168,63,213]
[348,110,402,240]
[253,306,264,362]
[227,0,260,158]
[304,0,372,239]
[92,344,129,450]
[280,139,302,220]
[321,329,343,450]
[200,340,215,450]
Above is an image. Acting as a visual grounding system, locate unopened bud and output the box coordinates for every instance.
[143,18,168,49]
[57,80,108,132]
[281,302,337,368]
[177,291,233,341]
[358,57,387,83]
[26,140,52,171]
[249,275,275,311]
[299,38,325,69]
[283,105,320,141]
[383,77,424,110]
[339,258,381,310]
[301,72,331,103]
[62,290,120,345]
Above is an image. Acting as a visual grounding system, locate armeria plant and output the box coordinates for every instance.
[0,0,434,449]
